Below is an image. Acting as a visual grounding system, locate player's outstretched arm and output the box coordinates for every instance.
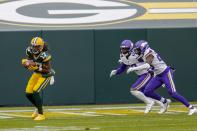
[110,70,117,78]
[127,63,150,74]
[110,63,127,78]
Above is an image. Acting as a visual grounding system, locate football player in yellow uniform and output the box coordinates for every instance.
[22,37,55,121]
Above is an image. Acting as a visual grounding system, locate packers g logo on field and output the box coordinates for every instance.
[0,0,146,27]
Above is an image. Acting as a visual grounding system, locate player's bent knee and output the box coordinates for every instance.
[130,90,142,94]
[32,90,39,94]
[144,89,151,96]
[26,93,33,97]
[130,90,143,97]
[25,93,34,100]
[130,90,137,95]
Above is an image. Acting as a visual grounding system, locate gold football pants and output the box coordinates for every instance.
[25,72,51,93]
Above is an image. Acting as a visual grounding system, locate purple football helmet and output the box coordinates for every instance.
[120,40,134,54]
[134,40,149,55]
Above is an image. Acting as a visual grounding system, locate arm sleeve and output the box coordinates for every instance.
[116,63,127,75]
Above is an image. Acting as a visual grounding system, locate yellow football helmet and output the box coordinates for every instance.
[30,37,45,54]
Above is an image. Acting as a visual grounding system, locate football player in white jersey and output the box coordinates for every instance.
[110,40,166,114]
[134,40,196,115]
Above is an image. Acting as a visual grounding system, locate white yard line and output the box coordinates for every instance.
[0,104,193,114]
[47,106,141,111]
[0,126,101,131]
[0,107,135,113]
[0,110,32,113]
[168,110,187,113]
[0,115,12,119]
[56,111,102,116]
[84,111,127,116]
[0,113,30,118]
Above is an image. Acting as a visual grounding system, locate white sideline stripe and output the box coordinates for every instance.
[168,110,187,113]
[0,116,12,119]
[149,8,197,14]
[0,104,195,113]
[86,112,127,116]
[0,106,137,112]
[0,113,30,118]
[57,111,102,116]
[0,106,146,112]
[0,126,101,131]
[48,106,137,111]
[131,108,184,114]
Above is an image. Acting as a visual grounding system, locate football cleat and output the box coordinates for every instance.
[144,101,155,114]
[31,109,38,118]
[188,107,197,116]
[34,114,45,121]
[158,99,171,114]
[166,99,171,108]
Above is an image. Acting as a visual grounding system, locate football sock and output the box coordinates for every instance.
[26,93,36,106]
[189,105,194,109]
[33,92,43,114]
[130,90,152,104]
[148,97,163,107]
[160,97,167,103]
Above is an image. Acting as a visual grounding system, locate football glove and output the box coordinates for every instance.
[50,76,55,85]
[21,59,28,65]
[127,67,134,74]
[110,70,117,78]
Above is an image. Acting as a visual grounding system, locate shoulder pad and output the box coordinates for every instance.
[144,49,153,58]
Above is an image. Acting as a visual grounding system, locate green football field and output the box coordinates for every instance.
[0,102,197,131]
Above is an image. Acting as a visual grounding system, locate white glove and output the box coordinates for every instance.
[127,67,134,74]
[110,70,117,78]
[118,59,122,63]
[50,76,55,85]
